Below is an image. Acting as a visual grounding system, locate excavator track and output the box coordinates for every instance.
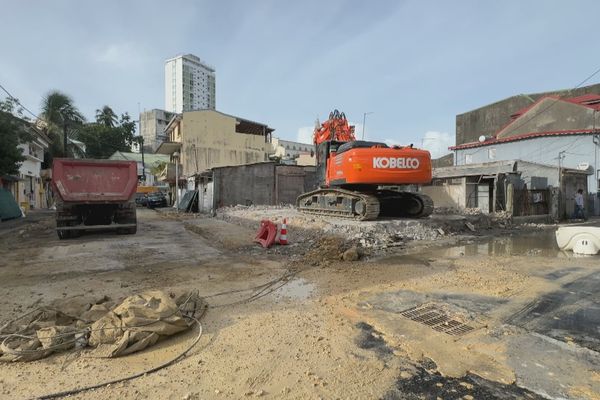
[296,188,380,220]
[297,189,433,220]
[375,190,434,218]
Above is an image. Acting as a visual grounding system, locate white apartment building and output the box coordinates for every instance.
[165,54,216,113]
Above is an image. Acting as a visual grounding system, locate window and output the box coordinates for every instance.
[465,154,473,164]
[488,148,496,160]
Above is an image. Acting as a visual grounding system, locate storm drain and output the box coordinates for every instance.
[400,304,475,336]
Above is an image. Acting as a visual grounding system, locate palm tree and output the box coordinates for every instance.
[95,105,118,128]
[40,91,85,158]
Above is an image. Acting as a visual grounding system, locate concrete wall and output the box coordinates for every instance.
[422,179,466,209]
[213,163,276,208]
[496,99,600,139]
[456,83,600,145]
[211,163,317,210]
[455,135,599,193]
[180,111,268,177]
[140,109,175,151]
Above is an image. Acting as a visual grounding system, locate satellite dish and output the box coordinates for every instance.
[478,135,486,143]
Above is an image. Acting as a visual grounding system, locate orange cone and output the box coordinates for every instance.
[279,218,288,245]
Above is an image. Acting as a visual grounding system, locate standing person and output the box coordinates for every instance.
[573,189,585,220]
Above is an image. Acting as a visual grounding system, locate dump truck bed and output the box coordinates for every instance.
[52,158,138,203]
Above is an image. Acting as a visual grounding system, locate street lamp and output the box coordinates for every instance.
[362,112,374,140]
[173,151,180,208]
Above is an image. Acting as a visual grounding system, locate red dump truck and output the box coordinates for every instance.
[52,158,138,239]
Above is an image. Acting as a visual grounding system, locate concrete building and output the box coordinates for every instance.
[165,54,216,113]
[156,110,274,202]
[456,83,600,146]
[422,160,588,219]
[0,119,51,210]
[139,109,176,152]
[270,137,316,166]
[450,92,600,214]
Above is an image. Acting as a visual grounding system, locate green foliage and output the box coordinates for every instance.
[0,97,29,176]
[95,105,118,128]
[40,90,85,159]
[77,112,136,159]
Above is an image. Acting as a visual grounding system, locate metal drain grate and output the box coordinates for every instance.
[400,304,475,336]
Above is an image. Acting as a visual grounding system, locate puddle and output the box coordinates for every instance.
[275,278,315,300]
[438,230,563,257]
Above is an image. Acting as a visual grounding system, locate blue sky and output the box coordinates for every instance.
[1,0,599,157]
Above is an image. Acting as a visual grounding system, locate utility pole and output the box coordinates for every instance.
[362,112,373,140]
[173,151,180,209]
[558,150,566,218]
[139,136,145,182]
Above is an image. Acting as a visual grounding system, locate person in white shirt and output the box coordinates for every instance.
[573,189,585,220]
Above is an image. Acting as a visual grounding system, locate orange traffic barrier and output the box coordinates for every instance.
[254,220,277,248]
[279,218,288,245]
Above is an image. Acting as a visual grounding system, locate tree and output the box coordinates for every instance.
[0,97,30,176]
[95,105,118,128]
[40,91,85,159]
[76,111,136,159]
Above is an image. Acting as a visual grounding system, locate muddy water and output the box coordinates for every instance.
[439,230,563,257]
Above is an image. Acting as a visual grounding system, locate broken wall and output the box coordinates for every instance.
[422,178,467,209]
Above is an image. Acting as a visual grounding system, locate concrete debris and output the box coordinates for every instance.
[217,205,532,251]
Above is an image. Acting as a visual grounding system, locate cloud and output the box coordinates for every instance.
[91,43,144,68]
[420,131,454,159]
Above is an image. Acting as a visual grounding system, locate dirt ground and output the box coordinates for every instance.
[0,208,599,399]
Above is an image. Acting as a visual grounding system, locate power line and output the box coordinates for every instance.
[493,65,600,139]
[0,82,42,121]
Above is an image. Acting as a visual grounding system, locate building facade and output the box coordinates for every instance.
[0,120,51,210]
[451,93,600,215]
[270,138,316,166]
[139,109,175,152]
[165,54,216,113]
[456,83,600,146]
[156,110,274,203]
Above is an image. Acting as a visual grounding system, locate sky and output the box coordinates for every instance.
[1,0,599,158]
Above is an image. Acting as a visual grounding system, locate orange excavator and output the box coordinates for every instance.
[296,110,434,220]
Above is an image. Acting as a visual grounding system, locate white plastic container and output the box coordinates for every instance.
[555,226,600,255]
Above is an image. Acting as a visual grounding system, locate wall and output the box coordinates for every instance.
[455,135,599,193]
[421,179,466,209]
[496,99,600,139]
[213,163,276,208]
[140,109,174,151]
[455,83,600,145]
[211,163,317,210]
[181,111,268,177]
